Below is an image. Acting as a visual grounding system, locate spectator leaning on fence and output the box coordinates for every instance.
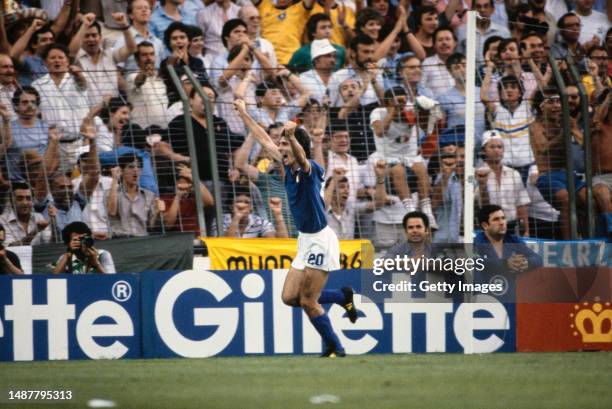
[106,154,165,238]
[52,221,116,274]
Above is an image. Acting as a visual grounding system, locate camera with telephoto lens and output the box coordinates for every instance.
[80,235,94,248]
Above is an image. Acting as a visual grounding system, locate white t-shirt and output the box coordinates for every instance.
[576,10,610,45]
[369,107,419,163]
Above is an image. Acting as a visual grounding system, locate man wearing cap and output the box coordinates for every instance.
[476,130,531,237]
[289,13,346,72]
[299,39,338,104]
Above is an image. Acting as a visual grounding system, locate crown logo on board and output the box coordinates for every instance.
[570,301,612,343]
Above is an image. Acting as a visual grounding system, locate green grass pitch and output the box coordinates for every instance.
[1,353,611,409]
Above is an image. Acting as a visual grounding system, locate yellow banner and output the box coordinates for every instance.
[201,237,374,270]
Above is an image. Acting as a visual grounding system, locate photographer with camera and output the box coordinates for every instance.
[52,222,116,274]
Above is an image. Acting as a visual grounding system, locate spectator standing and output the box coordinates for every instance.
[149,0,197,40]
[106,154,165,237]
[31,43,89,171]
[197,0,241,59]
[70,13,136,106]
[113,0,167,73]
[254,0,314,65]
[420,27,457,99]
[127,42,172,129]
[476,131,531,236]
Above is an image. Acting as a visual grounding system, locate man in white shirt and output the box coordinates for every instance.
[328,34,384,108]
[456,0,511,60]
[0,182,51,246]
[198,0,241,59]
[573,0,610,45]
[32,43,89,171]
[70,14,136,106]
[0,54,17,119]
[476,131,531,236]
[113,0,167,73]
[300,39,337,104]
[126,42,172,129]
[420,27,457,99]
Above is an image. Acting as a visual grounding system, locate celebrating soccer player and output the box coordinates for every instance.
[234,98,358,357]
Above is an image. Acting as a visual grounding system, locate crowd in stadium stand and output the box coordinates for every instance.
[0,0,611,262]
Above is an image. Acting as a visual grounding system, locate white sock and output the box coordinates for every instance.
[419,198,438,228]
[402,198,416,212]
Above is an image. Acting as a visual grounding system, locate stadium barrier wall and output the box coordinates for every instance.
[0,268,516,361]
[1,239,610,361]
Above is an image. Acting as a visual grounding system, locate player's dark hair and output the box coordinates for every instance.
[289,127,312,159]
[306,13,332,42]
[402,211,430,230]
[62,222,92,244]
[478,204,503,225]
[222,19,247,48]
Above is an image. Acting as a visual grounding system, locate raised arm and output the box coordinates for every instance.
[284,120,310,173]
[218,45,251,89]
[68,13,96,58]
[480,55,496,114]
[43,126,61,175]
[110,13,137,63]
[50,0,73,37]
[372,6,406,62]
[234,133,261,180]
[10,18,46,63]
[233,98,283,161]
